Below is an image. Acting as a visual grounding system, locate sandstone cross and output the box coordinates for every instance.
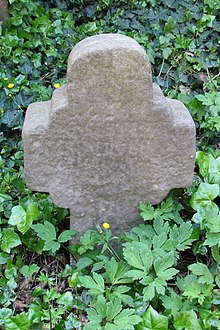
[22,34,196,235]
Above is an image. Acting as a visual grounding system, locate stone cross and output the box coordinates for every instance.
[22,34,196,235]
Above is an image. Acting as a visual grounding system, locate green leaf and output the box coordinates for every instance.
[0,252,10,265]
[4,312,31,330]
[76,257,93,270]
[43,240,60,253]
[161,289,183,316]
[0,193,12,212]
[9,205,26,229]
[123,242,153,273]
[137,305,168,330]
[174,310,202,330]
[57,291,74,310]
[58,230,76,243]
[190,183,219,212]
[19,264,40,278]
[162,47,172,60]
[107,259,131,284]
[32,221,57,242]
[0,308,12,325]
[65,313,82,330]
[139,202,155,221]
[9,202,39,234]
[113,308,142,329]
[164,17,176,33]
[188,263,214,285]
[1,228,22,253]
[79,272,105,295]
[106,297,122,322]
[154,252,178,279]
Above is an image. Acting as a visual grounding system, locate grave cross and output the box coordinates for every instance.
[22,34,196,235]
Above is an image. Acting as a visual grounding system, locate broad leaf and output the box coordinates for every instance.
[188,263,213,284]
[1,228,22,253]
[58,230,77,243]
[137,305,168,330]
[32,221,57,242]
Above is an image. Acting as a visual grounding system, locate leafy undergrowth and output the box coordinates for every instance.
[0,0,219,329]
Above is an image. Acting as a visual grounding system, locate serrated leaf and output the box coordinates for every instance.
[139,202,155,221]
[137,305,168,330]
[0,308,12,326]
[113,308,142,329]
[79,272,105,295]
[43,240,60,253]
[1,228,22,253]
[164,17,176,33]
[188,263,213,284]
[58,230,76,243]
[106,297,122,322]
[107,259,131,284]
[123,242,153,273]
[32,221,56,242]
[154,252,176,276]
[161,289,183,316]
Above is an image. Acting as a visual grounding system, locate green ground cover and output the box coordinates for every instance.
[0,0,219,329]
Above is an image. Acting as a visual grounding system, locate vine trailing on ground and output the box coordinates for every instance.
[0,0,219,329]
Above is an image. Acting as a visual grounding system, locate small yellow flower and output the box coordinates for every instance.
[3,77,8,81]
[102,222,110,229]
[54,83,60,89]
[7,83,14,89]
[9,94,12,97]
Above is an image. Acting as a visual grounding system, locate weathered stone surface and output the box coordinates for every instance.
[22,34,196,235]
[0,0,8,27]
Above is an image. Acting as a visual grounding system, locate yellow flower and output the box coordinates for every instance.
[102,222,110,229]
[54,83,60,89]
[7,83,14,89]
[9,94,12,97]
[3,77,8,81]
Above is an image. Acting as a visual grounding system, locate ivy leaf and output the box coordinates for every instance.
[188,263,214,285]
[190,183,219,212]
[9,202,40,234]
[57,291,74,310]
[58,230,77,243]
[174,310,202,330]
[32,221,57,242]
[65,313,82,330]
[8,205,26,230]
[137,305,168,330]
[0,193,12,212]
[4,312,31,330]
[0,308,12,326]
[1,228,22,253]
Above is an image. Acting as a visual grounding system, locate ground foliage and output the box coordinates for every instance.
[0,0,219,329]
